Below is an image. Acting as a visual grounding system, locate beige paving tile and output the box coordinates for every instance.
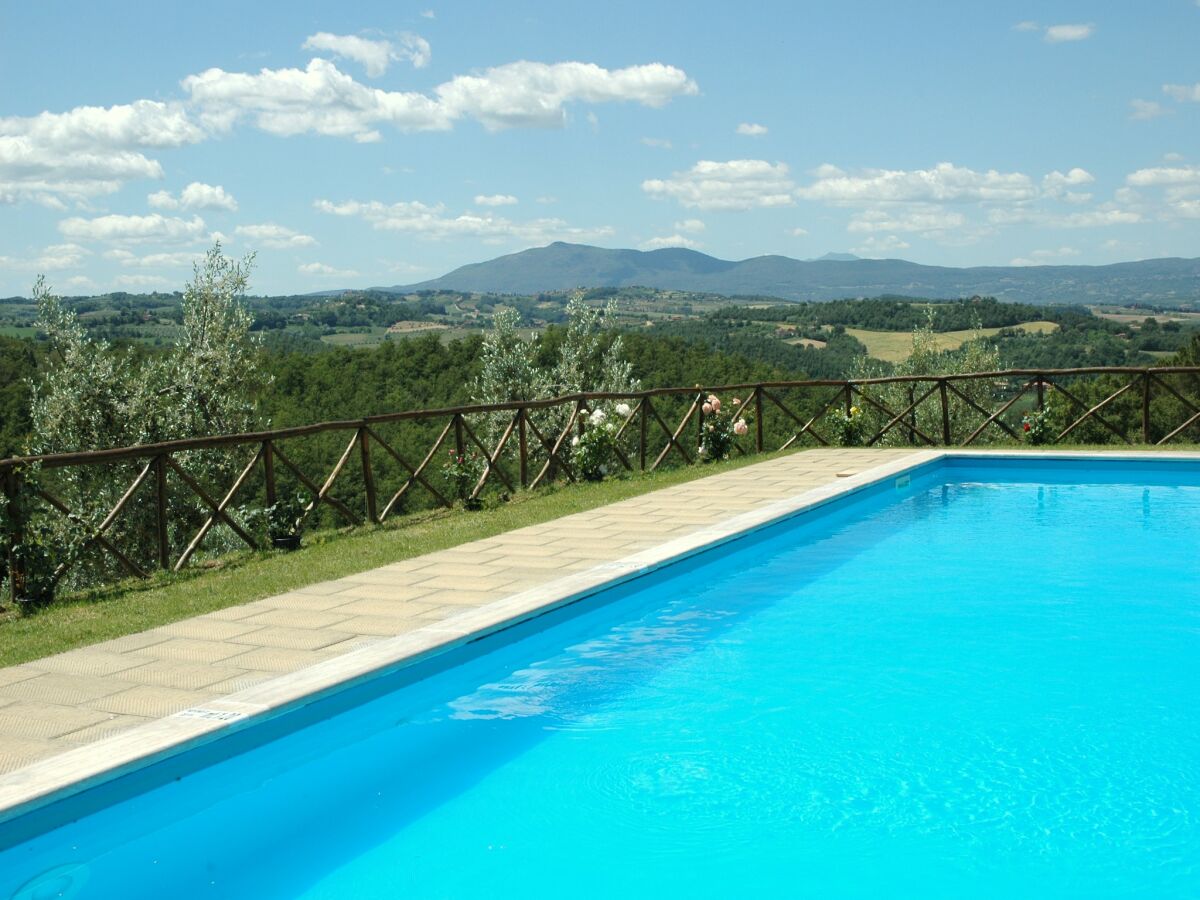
[412,575,517,592]
[27,650,149,678]
[128,638,257,665]
[203,671,279,694]
[252,592,359,612]
[0,736,61,775]
[0,666,48,689]
[329,583,438,602]
[58,714,154,745]
[333,598,440,618]
[336,615,430,637]
[204,603,272,621]
[415,589,506,607]
[239,608,353,630]
[229,626,354,651]
[0,702,114,740]
[117,659,253,691]
[157,617,266,641]
[94,632,172,654]
[0,672,132,706]
[221,647,326,673]
[87,685,216,718]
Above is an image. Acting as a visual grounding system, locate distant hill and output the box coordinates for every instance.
[385,242,1200,305]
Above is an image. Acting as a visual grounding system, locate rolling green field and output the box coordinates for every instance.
[846,321,1060,362]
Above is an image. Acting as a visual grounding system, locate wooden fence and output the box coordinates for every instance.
[3,365,1200,594]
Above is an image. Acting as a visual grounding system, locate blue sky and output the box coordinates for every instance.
[1,1,1198,296]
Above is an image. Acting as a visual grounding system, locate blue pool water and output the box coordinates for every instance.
[2,457,1200,898]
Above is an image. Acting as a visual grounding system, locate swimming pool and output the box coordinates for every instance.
[2,455,1199,898]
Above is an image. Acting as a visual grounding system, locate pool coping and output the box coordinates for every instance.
[2,447,1198,827]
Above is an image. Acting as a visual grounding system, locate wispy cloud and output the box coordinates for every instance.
[234,222,317,248]
[736,122,768,136]
[643,159,795,210]
[302,32,431,77]
[474,194,518,207]
[1129,99,1171,121]
[1043,23,1094,43]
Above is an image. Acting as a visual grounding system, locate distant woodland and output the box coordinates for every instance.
[3,283,1199,460]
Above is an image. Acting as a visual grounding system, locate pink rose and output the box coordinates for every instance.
[734,419,748,436]
[711,397,721,412]
[702,402,713,414]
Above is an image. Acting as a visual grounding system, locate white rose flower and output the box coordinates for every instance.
[615,403,631,417]
[589,409,606,425]
[571,435,579,447]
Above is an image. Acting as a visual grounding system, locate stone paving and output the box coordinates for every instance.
[0,448,917,775]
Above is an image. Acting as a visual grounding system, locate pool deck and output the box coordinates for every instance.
[0,447,926,819]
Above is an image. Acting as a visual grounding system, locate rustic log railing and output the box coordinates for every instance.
[3,366,1200,594]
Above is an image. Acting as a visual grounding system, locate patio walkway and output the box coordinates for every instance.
[0,448,918,777]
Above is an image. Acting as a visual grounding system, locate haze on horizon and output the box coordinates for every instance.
[1,0,1198,296]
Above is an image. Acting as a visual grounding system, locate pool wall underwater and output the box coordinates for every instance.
[2,449,1199,896]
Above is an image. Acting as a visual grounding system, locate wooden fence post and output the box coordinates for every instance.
[454,413,465,460]
[518,406,528,488]
[754,385,764,453]
[2,468,22,599]
[358,426,377,524]
[639,397,649,471]
[263,440,276,508]
[939,379,951,445]
[154,454,169,570]
[1142,372,1152,445]
[1036,376,1045,412]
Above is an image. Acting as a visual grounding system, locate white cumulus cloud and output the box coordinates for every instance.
[0,243,91,271]
[59,213,207,243]
[302,32,431,77]
[1126,165,1200,187]
[0,100,203,205]
[234,223,317,248]
[474,194,518,206]
[148,181,238,211]
[183,58,697,142]
[642,159,795,210]
[674,218,705,233]
[796,162,1037,203]
[736,123,768,136]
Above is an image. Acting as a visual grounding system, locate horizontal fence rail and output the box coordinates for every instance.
[3,366,1200,597]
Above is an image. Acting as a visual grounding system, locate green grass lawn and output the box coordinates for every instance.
[0,453,789,666]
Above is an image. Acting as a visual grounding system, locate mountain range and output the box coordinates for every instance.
[384,243,1200,306]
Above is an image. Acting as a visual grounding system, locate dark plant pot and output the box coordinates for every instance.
[271,534,302,551]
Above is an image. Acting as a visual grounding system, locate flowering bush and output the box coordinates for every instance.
[1022,406,1052,445]
[830,405,869,447]
[442,450,485,504]
[572,403,630,481]
[698,394,749,462]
